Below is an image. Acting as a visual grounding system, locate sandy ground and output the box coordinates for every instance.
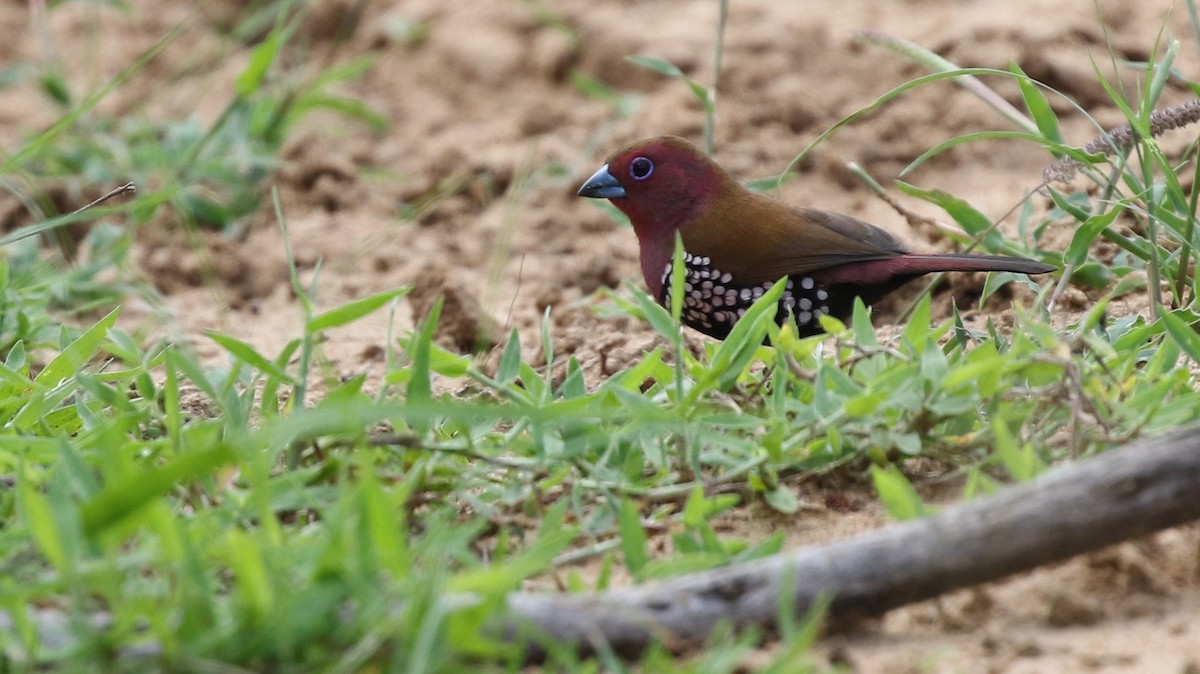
[3,0,1200,670]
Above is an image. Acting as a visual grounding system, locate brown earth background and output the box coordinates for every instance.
[2,0,1200,671]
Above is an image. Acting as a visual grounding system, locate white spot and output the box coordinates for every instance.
[763,280,774,289]
[819,304,829,314]
[752,287,764,298]
[684,282,693,292]
[702,281,713,290]
[714,285,725,295]
[713,296,724,307]
[798,311,813,324]
[720,272,732,283]
[801,277,815,290]
[817,289,828,301]
[799,298,812,311]
[786,279,794,290]
[740,289,752,301]
[783,297,795,308]
[737,308,747,317]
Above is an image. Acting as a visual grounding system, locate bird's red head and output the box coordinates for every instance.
[578,136,734,294]
[577,136,728,245]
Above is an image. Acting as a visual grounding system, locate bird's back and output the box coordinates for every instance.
[681,188,911,285]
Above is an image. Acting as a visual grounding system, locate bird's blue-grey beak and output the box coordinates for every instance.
[577,164,626,199]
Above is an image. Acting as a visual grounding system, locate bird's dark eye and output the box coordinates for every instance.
[629,156,654,181]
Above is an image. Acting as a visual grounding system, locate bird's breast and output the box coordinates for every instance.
[659,253,834,338]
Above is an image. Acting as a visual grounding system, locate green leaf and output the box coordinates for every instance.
[763,485,799,514]
[993,420,1044,481]
[870,465,926,521]
[851,297,877,346]
[225,529,272,617]
[687,80,713,111]
[902,130,1069,177]
[629,283,679,341]
[306,287,410,334]
[236,29,283,96]
[39,70,72,106]
[902,293,932,351]
[618,498,649,575]
[35,307,120,388]
[496,329,521,384]
[670,233,686,321]
[700,276,787,393]
[1047,186,1092,222]
[682,485,707,528]
[166,347,221,413]
[428,344,471,378]
[1011,63,1062,144]
[844,389,888,416]
[625,54,685,78]
[18,477,65,571]
[81,443,236,534]
[897,183,1006,251]
[206,332,295,384]
[407,298,442,405]
[1160,310,1200,366]
[294,93,388,132]
[1064,208,1122,267]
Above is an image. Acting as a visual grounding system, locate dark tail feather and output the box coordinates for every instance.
[823,253,1055,284]
[894,253,1056,276]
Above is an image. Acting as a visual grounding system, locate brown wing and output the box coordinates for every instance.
[682,188,911,284]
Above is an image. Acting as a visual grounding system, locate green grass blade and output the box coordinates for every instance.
[1161,310,1200,366]
[81,443,236,535]
[34,307,119,388]
[206,331,296,384]
[306,287,410,334]
[618,498,649,576]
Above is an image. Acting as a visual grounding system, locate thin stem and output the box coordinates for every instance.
[1176,146,1200,307]
[68,183,136,217]
[705,0,729,156]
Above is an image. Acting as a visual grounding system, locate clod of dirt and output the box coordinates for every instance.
[300,0,364,43]
[432,17,527,83]
[960,588,997,623]
[1046,592,1105,627]
[408,269,498,353]
[1084,546,1171,597]
[529,29,579,82]
[1014,640,1044,658]
[360,343,385,362]
[278,139,372,213]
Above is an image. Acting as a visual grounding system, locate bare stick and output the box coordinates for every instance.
[69,182,137,217]
[502,425,1200,659]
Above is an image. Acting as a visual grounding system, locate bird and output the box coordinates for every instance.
[577,136,1055,340]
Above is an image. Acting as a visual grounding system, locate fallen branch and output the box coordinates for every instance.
[503,424,1200,659]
